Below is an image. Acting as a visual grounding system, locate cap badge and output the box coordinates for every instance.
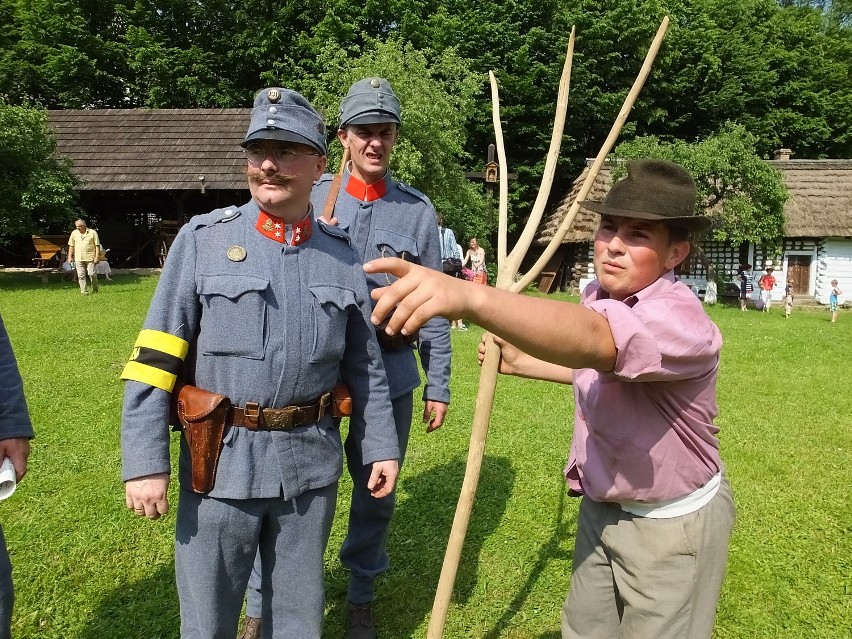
[266,89,281,103]
[370,78,381,88]
[227,245,247,262]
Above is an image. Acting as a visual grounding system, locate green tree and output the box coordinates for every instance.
[612,123,789,252]
[0,102,80,241]
[0,0,131,107]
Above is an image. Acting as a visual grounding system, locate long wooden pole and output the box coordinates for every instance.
[427,31,576,639]
[320,147,350,224]
[426,18,670,638]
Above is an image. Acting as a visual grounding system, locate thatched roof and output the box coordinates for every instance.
[48,109,250,191]
[768,159,852,237]
[537,158,852,245]
[534,161,611,247]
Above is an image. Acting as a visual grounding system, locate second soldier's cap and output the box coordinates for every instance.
[242,87,327,155]
[338,77,401,127]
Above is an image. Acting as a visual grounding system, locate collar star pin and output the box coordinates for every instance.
[227,245,247,262]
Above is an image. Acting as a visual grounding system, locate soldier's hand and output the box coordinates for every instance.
[423,400,448,433]
[0,438,30,482]
[367,460,399,499]
[125,473,170,520]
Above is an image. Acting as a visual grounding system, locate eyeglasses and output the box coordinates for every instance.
[243,144,320,165]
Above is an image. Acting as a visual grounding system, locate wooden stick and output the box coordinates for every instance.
[505,27,576,280]
[511,17,670,293]
[427,17,670,638]
[320,147,350,224]
[428,38,576,637]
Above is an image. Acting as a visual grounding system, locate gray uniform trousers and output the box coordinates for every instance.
[340,392,413,603]
[0,526,12,639]
[246,393,413,615]
[0,314,35,639]
[176,484,337,639]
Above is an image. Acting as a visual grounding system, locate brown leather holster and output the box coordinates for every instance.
[172,382,231,494]
[332,382,352,418]
[172,382,352,492]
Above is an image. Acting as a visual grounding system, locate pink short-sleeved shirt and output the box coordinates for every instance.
[565,271,723,503]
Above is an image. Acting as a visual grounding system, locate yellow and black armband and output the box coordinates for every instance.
[120,329,189,393]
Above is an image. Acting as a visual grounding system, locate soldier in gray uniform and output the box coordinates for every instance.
[121,87,400,639]
[0,314,35,639]
[243,78,452,639]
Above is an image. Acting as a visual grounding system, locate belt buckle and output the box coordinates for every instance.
[264,408,295,431]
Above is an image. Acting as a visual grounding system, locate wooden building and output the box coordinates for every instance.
[48,109,251,266]
[531,156,852,304]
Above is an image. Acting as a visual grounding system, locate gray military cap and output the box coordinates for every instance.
[242,87,327,155]
[338,77,401,127]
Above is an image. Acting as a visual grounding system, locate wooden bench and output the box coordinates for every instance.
[31,234,69,268]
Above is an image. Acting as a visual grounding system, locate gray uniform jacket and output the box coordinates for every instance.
[121,201,400,500]
[312,170,451,403]
[0,315,34,441]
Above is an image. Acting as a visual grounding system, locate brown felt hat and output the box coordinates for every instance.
[581,159,711,231]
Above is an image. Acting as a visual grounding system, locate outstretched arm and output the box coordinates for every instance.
[364,258,616,373]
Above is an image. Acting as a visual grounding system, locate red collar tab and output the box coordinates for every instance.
[345,173,388,202]
[256,211,313,246]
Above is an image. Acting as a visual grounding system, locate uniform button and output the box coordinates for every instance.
[268,106,278,114]
[267,119,275,125]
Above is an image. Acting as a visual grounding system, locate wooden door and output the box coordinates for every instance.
[787,255,811,294]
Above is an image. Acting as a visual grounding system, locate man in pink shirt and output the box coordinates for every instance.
[363,159,735,639]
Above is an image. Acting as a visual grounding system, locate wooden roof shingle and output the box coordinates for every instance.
[48,109,251,191]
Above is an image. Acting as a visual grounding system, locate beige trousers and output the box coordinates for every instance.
[75,260,98,293]
[562,475,735,639]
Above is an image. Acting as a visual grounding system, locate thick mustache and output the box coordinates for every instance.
[247,169,297,186]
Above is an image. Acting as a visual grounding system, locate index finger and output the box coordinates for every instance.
[363,258,420,329]
[363,256,413,279]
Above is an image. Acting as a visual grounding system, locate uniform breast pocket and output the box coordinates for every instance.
[197,275,269,359]
[374,228,419,263]
[309,285,357,363]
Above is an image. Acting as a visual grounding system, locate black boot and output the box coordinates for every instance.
[346,601,377,639]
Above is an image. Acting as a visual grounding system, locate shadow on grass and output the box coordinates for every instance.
[323,456,516,638]
[77,564,180,639]
[484,476,577,639]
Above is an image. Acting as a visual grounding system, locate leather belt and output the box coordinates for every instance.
[375,326,419,351]
[230,392,332,431]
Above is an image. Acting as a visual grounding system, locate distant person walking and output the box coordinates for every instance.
[784,278,794,318]
[829,279,842,323]
[758,266,776,312]
[66,218,101,295]
[438,218,467,331]
[463,237,487,285]
[737,264,753,311]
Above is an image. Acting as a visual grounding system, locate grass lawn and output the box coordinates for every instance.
[0,271,849,638]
